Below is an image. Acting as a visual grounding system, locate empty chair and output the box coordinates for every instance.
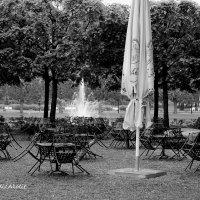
[12,131,42,162]
[52,133,90,175]
[109,122,126,148]
[139,128,162,159]
[182,132,200,172]
[162,127,186,160]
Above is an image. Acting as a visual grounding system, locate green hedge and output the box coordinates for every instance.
[11,104,43,111]
[101,105,113,111]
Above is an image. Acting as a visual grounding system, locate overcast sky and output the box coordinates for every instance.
[102,0,200,6]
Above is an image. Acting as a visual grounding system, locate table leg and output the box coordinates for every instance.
[125,134,130,149]
[159,145,168,159]
[55,162,60,171]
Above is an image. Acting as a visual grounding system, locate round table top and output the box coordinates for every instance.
[181,128,200,137]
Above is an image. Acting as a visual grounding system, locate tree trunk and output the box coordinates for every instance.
[43,66,50,119]
[163,75,169,128]
[153,68,159,122]
[173,99,177,114]
[20,84,24,119]
[117,99,120,113]
[50,74,58,123]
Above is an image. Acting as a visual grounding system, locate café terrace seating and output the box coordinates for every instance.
[139,124,186,159]
[12,117,111,175]
[161,127,186,160]
[139,128,163,158]
[28,130,90,175]
[109,120,136,149]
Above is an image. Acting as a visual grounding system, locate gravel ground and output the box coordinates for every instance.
[0,137,200,200]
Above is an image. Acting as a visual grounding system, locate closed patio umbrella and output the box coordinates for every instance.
[121,0,154,171]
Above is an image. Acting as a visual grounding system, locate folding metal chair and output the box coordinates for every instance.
[182,132,200,172]
[12,131,41,162]
[139,128,163,159]
[52,133,90,175]
[162,127,186,160]
[109,122,126,148]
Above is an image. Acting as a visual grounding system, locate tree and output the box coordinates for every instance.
[0,0,104,122]
[0,0,36,87]
[80,3,129,91]
[30,0,104,122]
[151,1,200,127]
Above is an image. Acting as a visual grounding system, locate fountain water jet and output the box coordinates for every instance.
[68,79,99,118]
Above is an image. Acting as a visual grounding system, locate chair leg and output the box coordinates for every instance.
[72,163,75,175]
[12,143,34,161]
[139,149,147,157]
[75,164,90,175]
[185,159,194,171]
[194,163,200,172]
[10,134,22,148]
[28,161,40,173]
[148,150,156,159]
[0,149,7,158]
[96,140,109,148]
[5,150,11,159]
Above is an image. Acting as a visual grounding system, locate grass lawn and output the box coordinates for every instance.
[1,138,200,200]
[1,107,200,199]
[0,109,200,120]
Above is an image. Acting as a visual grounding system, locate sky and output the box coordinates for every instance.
[102,0,200,6]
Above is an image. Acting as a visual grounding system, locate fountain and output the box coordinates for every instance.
[68,79,99,118]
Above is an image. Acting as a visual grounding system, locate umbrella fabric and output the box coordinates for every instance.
[121,0,154,131]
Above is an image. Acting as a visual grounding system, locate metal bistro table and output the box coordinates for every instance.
[30,142,77,175]
[152,127,185,159]
[152,134,168,159]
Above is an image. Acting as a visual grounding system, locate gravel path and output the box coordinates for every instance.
[0,137,200,200]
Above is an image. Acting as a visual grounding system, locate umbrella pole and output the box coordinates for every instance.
[135,127,140,171]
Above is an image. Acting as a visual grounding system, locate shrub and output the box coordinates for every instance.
[119,105,127,111]
[102,105,113,111]
[191,117,200,129]
[11,104,43,111]
[0,115,5,122]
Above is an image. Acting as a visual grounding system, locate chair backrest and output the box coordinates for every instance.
[141,128,154,138]
[53,133,74,144]
[39,130,54,143]
[58,124,75,134]
[164,127,182,137]
[53,132,77,163]
[187,132,200,144]
[194,132,200,143]
[140,136,155,150]
[38,144,55,161]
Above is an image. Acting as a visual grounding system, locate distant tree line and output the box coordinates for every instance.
[1,0,200,126]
